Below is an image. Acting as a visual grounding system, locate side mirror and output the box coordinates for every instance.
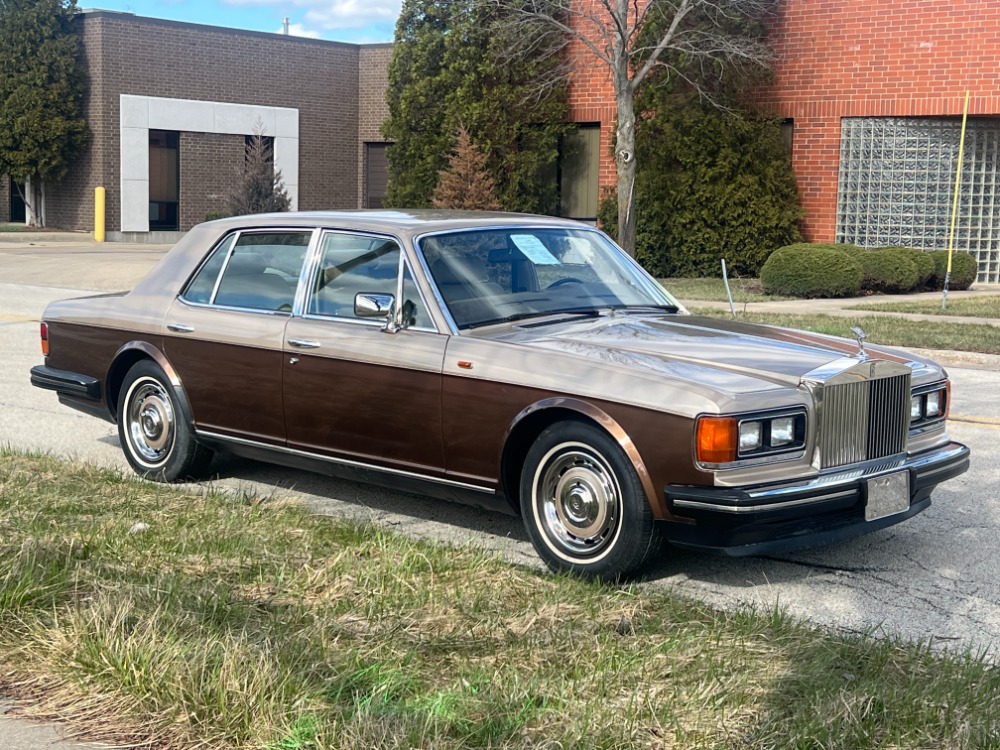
[354,292,395,319]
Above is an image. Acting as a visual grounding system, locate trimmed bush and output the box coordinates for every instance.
[761,244,863,298]
[928,250,979,290]
[873,247,935,288]
[843,246,920,293]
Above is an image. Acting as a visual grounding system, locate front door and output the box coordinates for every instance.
[162,229,314,444]
[282,230,448,475]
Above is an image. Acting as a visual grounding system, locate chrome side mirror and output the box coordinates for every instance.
[354,292,395,319]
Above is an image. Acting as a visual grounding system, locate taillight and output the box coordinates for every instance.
[40,322,49,356]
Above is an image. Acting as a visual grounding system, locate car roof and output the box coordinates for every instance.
[199,209,591,240]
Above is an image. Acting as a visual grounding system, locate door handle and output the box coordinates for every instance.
[288,338,321,349]
[167,323,194,333]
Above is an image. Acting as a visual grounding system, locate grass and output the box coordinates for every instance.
[659,277,794,303]
[849,296,1000,319]
[691,307,1000,355]
[3,451,1000,749]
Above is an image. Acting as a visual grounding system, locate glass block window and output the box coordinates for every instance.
[837,117,1000,283]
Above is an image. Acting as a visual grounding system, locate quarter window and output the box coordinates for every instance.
[308,232,431,328]
[182,231,311,312]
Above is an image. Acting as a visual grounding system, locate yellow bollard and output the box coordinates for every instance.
[94,186,106,242]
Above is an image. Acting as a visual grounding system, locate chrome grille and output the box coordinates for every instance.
[819,373,910,469]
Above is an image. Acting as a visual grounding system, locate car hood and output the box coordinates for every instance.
[490,313,931,391]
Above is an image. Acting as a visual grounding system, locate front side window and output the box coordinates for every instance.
[182,231,311,312]
[417,228,678,329]
[308,232,431,328]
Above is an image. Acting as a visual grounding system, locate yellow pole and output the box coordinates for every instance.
[94,186,106,243]
[944,91,971,310]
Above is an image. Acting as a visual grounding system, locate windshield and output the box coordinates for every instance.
[416,227,679,330]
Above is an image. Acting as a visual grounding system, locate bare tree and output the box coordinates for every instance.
[498,0,777,255]
[224,125,291,217]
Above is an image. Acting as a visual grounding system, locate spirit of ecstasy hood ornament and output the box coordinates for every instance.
[851,326,868,359]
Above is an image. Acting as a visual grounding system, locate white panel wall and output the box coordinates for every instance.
[120,95,300,232]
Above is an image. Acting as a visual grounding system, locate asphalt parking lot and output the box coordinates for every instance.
[2,238,999,657]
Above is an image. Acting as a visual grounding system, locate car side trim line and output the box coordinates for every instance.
[194,430,498,494]
[672,489,858,514]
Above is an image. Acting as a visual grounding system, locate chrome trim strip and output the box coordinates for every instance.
[210,230,240,304]
[915,457,968,480]
[194,430,497,494]
[674,489,857,514]
[176,298,292,317]
[293,228,324,318]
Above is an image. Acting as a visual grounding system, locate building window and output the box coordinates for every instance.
[559,125,600,222]
[780,119,793,155]
[366,143,390,209]
[149,130,179,231]
[837,116,1000,283]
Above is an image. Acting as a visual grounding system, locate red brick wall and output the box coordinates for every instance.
[358,44,393,208]
[761,0,1000,240]
[563,0,1000,241]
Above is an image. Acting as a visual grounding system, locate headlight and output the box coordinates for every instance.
[739,421,762,451]
[770,417,796,446]
[696,410,806,466]
[910,383,948,428]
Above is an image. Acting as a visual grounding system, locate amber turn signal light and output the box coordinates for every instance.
[40,322,49,356]
[696,416,737,464]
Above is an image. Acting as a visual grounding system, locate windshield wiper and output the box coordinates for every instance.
[467,309,603,329]
[614,304,680,314]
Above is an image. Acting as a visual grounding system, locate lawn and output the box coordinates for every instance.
[849,296,1000,319]
[691,308,1000,355]
[659,277,794,303]
[1,451,998,749]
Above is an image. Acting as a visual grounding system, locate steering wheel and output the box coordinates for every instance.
[546,277,584,289]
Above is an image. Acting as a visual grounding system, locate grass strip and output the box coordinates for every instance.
[691,308,1000,355]
[660,277,794,303]
[2,451,999,749]
[849,296,1000,319]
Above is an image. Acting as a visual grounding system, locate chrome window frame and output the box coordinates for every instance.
[178,227,318,317]
[300,228,437,333]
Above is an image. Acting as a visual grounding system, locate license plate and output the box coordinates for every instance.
[865,471,910,521]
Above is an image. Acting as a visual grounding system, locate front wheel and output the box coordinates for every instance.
[116,360,212,482]
[520,421,662,581]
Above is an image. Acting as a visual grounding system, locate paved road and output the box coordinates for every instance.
[3,280,999,656]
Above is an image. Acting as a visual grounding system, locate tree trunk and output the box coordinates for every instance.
[614,78,637,257]
[23,175,43,227]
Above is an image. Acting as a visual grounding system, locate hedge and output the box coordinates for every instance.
[843,246,920,293]
[760,244,863,298]
[928,250,979,290]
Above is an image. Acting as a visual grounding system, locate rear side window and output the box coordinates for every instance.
[183,231,311,312]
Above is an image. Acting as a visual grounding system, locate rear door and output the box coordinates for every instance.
[162,229,315,444]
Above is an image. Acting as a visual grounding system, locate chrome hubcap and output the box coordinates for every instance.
[536,445,620,558]
[127,379,174,466]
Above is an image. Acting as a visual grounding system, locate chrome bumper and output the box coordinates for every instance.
[661,442,970,556]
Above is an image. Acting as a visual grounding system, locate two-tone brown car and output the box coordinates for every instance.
[30,211,970,579]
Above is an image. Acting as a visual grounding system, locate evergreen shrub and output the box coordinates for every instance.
[760,244,863,298]
[598,107,802,277]
[873,247,935,288]
[842,246,920,293]
[928,251,979,290]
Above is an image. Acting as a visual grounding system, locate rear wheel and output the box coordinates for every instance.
[116,360,212,481]
[520,420,662,581]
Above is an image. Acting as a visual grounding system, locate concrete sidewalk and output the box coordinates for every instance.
[689,288,1000,328]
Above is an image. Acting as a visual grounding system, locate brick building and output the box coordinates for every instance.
[563,0,1000,284]
[0,11,392,240]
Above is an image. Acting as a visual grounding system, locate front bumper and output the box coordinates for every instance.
[662,441,970,556]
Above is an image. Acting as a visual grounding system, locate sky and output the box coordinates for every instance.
[79,0,402,43]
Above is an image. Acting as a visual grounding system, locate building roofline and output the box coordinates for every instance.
[75,9,386,50]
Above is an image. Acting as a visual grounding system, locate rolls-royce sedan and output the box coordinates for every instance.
[30,211,970,579]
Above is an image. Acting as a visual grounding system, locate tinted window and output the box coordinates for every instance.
[308,232,431,328]
[184,234,234,304]
[185,232,311,312]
